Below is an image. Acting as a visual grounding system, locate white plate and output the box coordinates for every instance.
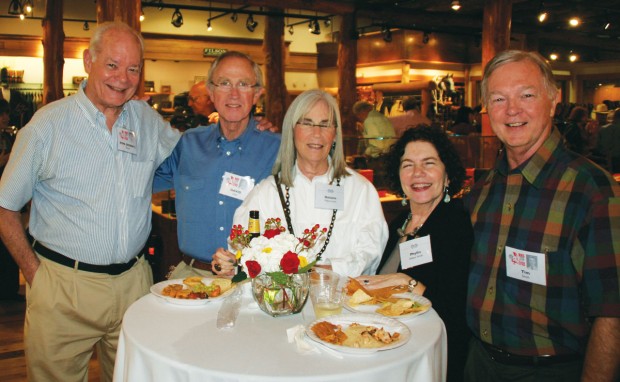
[150,278,236,306]
[344,292,431,320]
[306,313,411,354]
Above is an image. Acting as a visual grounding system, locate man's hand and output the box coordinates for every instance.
[212,248,236,277]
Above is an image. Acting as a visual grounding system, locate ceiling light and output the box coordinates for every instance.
[23,0,33,13]
[569,17,580,27]
[324,18,332,27]
[171,8,183,28]
[451,0,461,11]
[569,53,578,62]
[288,25,294,35]
[382,26,392,42]
[139,9,145,22]
[246,14,258,32]
[231,13,238,23]
[8,0,22,15]
[157,0,164,11]
[83,21,90,31]
[604,21,611,30]
[310,19,321,35]
[19,13,25,20]
[538,11,548,23]
[207,20,212,31]
[549,53,558,60]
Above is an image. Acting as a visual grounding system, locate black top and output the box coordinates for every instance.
[377,198,473,382]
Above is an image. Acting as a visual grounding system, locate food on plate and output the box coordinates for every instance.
[346,278,408,301]
[348,289,374,305]
[376,298,430,316]
[161,278,233,299]
[311,321,401,348]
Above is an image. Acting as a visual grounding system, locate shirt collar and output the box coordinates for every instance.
[75,79,127,128]
[216,118,258,144]
[494,127,563,188]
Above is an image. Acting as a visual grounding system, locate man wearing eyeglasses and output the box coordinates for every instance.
[154,51,281,279]
[187,81,217,127]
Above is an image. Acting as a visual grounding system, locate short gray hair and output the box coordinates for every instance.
[481,50,558,107]
[272,89,348,187]
[207,51,264,89]
[89,21,144,62]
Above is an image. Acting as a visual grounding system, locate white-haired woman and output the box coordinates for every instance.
[213,89,388,277]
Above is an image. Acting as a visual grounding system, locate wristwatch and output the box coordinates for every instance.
[407,279,418,293]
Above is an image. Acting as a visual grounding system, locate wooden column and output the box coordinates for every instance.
[263,10,287,131]
[337,13,358,139]
[42,0,64,105]
[480,0,512,135]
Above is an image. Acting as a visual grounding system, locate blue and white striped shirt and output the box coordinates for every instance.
[0,81,181,264]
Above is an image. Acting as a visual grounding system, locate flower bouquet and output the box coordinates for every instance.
[229,217,327,317]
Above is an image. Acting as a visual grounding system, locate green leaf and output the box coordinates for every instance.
[266,271,289,285]
[232,272,247,284]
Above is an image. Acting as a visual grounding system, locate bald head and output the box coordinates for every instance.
[188,81,214,118]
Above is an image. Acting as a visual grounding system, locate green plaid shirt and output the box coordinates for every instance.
[466,128,620,356]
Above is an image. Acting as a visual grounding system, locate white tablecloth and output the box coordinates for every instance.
[114,283,447,382]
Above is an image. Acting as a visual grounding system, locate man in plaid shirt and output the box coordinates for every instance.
[464,50,620,381]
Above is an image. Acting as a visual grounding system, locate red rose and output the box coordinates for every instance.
[280,251,300,274]
[263,229,281,239]
[246,260,262,278]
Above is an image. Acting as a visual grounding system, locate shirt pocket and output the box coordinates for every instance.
[177,175,208,222]
[128,160,155,198]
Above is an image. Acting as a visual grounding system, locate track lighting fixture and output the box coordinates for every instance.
[288,25,294,35]
[549,53,558,60]
[246,14,258,32]
[422,32,430,44]
[207,20,212,31]
[451,0,461,11]
[569,52,578,62]
[171,8,183,28]
[604,21,611,30]
[537,1,547,23]
[310,19,321,35]
[139,8,145,22]
[382,26,392,42]
[231,13,238,22]
[324,18,331,27]
[157,0,164,11]
[83,21,90,31]
[8,0,22,15]
[569,17,580,27]
[23,0,33,13]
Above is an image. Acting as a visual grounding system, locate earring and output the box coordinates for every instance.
[443,186,451,203]
[401,196,408,206]
[331,142,336,150]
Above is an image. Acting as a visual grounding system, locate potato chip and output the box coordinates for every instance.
[211,278,233,293]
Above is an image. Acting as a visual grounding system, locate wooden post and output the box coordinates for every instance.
[338,13,358,140]
[42,0,64,105]
[480,0,512,136]
[263,9,287,131]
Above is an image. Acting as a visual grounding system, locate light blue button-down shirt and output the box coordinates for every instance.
[0,81,181,264]
[154,120,280,262]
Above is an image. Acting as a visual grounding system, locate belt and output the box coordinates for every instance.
[34,242,140,276]
[480,340,582,367]
[181,254,213,272]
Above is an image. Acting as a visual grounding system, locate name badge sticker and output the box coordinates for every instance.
[315,183,344,210]
[399,235,433,269]
[117,128,137,155]
[219,172,255,200]
[505,246,547,286]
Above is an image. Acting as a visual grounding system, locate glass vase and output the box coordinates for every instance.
[251,272,310,317]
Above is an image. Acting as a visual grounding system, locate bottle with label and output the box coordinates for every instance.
[248,210,260,239]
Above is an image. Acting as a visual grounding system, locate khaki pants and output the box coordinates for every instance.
[25,255,152,382]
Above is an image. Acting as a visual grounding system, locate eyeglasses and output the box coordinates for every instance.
[210,80,259,93]
[296,121,335,130]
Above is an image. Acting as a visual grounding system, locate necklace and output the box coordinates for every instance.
[396,213,424,239]
[282,178,340,258]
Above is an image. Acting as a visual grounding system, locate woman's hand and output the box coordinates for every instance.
[212,248,236,276]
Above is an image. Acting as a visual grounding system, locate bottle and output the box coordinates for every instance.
[248,210,260,239]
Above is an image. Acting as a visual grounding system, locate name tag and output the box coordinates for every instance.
[315,183,344,210]
[219,172,255,200]
[505,246,547,286]
[399,235,433,269]
[117,128,137,155]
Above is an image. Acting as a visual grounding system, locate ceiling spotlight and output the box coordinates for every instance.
[569,52,578,62]
[157,0,163,11]
[422,32,430,44]
[139,9,145,22]
[568,17,580,27]
[549,53,558,60]
[8,0,22,15]
[19,13,24,20]
[310,19,321,35]
[538,11,547,23]
[207,20,212,31]
[288,25,294,35]
[246,14,258,32]
[171,8,183,28]
[451,0,461,11]
[231,13,238,23]
[604,21,611,30]
[83,21,90,31]
[324,18,332,27]
[382,26,392,42]
[23,0,33,13]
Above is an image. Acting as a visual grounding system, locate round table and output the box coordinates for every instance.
[113,283,447,382]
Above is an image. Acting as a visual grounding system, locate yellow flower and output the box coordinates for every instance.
[262,247,272,253]
[299,256,308,268]
[235,250,242,260]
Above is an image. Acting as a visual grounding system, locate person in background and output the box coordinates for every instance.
[356,125,473,381]
[450,106,476,135]
[0,98,22,301]
[596,108,620,173]
[465,50,620,382]
[187,80,217,127]
[388,97,431,137]
[154,51,281,280]
[0,22,181,381]
[353,100,396,158]
[560,106,590,155]
[214,89,388,277]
